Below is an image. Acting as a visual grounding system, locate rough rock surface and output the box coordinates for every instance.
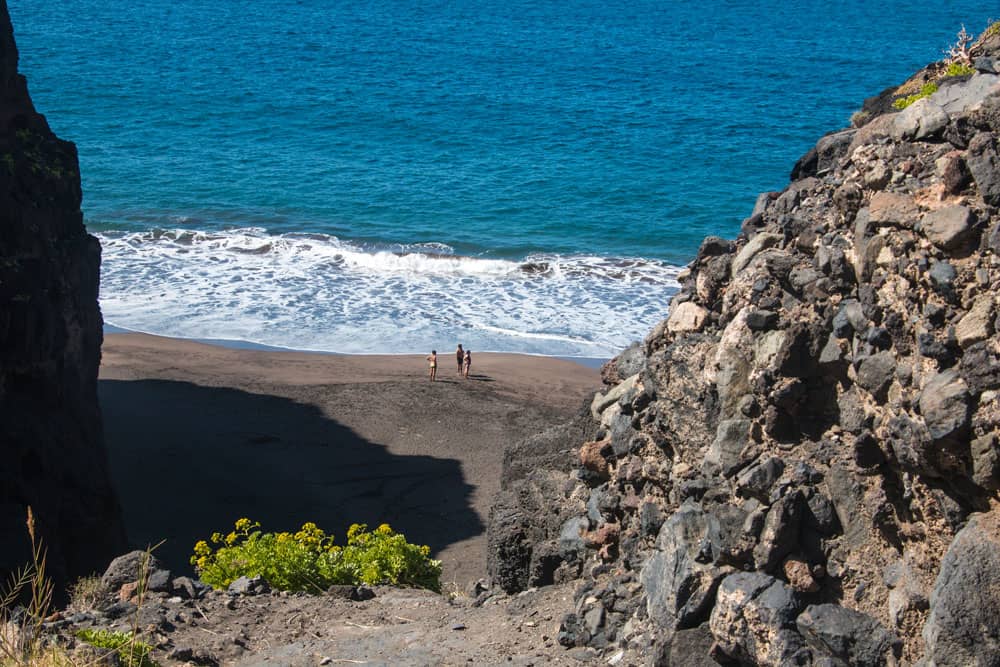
[489,25,1000,667]
[0,0,125,592]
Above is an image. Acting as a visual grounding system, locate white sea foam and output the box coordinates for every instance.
[97,227,681,357]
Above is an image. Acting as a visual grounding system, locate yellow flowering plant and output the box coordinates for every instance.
[191,519,441,593]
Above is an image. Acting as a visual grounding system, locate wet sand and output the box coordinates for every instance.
[98,332,601,588]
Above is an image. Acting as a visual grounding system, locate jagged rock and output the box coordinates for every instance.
[805,492,840,536]
[891,97,949,141]
[959,340,1000,393]
[228,575,270,596]
[745,309,778,331]
[753,491,804,573]
[934,73,1000,115]
[486,500,530,593]
[100,551,165,594]
[855,351,897,400]
[709,572,805,666]
[640,503,732,635]
[668,301,709,334]
[172,576,210,600]
[579,439,611,478]
[937,150,972,193]
[971,433,1000,490]
[923,510,1000,665]
[732,232,782,276]
[868,192,919,227]
[147,568,173,593]
[975,57,1000,74]
[884,558,929,631]
[968,132,1000,206]
[735,457,784,501]
[796,604,899,666]
[639,501,664,537]
[601,342,646,385]
[955,295,994,347]
[704,419,751,476]
[792,129,855,179]
[558,516,589,561]
[655,623,717,667]
[591,374,640,420]
[920,205,976,251]
[489,28,1000,663]
[928,260,957,289]
[918,370,970,441]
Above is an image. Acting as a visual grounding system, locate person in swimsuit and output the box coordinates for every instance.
[427,350,437,381]
[456,344,464,375]
[463,349,471,379]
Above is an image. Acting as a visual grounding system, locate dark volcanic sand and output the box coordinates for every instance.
[98,333,601,588]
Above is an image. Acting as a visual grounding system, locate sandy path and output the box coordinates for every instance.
[98,333,601,588]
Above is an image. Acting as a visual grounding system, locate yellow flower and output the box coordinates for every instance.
[210,532,223,544]
[193,540,210,556]
[225,532,238,546]
[235,517,252,531]
[376,523,393,536]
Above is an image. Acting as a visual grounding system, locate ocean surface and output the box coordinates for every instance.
[8,0,991,357]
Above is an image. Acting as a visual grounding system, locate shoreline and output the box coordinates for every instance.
[99,331,602,588]
[103,322,611,369]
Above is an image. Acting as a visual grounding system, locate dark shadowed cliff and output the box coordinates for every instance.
[0,0,125,592]
[490,25,1000,667]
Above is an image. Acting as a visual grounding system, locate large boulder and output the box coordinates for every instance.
[640,503,732,634]
[709,572,806,666]
[796,603,899,665]
[922,510,1000,666]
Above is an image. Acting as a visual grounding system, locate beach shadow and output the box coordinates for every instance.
[99,379,482,575]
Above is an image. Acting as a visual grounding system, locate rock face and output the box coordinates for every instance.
[488,25,1000,667]
[0,0,125,592]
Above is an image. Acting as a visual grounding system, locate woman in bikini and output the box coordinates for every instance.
[463,349,471,379]
[427,350,437,381]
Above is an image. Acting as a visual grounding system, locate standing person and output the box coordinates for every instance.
[456,344,464,375]
[427,350,437,381]
[463,349,472,379]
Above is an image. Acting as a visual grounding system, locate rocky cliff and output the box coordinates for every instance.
[0,0,125,593]
[489,26,1000,666]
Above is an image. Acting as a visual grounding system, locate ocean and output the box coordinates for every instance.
[8,0,991,357]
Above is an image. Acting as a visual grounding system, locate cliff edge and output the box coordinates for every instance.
[489,25,1000,666]
[0,0,125,592]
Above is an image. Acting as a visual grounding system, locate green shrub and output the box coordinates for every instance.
[75,629,157,667]
[943,62,976,77]
[892,82,939,110]
[191,519,442,593]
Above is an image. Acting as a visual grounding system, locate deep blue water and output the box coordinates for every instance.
[7,0,992,356]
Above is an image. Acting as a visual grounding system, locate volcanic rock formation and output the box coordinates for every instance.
[489,26,1000,666]
[0,0,125,593]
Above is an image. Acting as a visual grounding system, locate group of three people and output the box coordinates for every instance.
[426,344,471,381]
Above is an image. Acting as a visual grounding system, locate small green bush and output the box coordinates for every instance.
[191,519,442,593]
[75,629,157,667]
[944,62,976,77]
[892,82,939,110]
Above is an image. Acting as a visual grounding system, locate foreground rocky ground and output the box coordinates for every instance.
[488,25,1000,667]
[42,551,602,666]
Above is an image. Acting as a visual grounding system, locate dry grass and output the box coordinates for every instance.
[0,508,160,667]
